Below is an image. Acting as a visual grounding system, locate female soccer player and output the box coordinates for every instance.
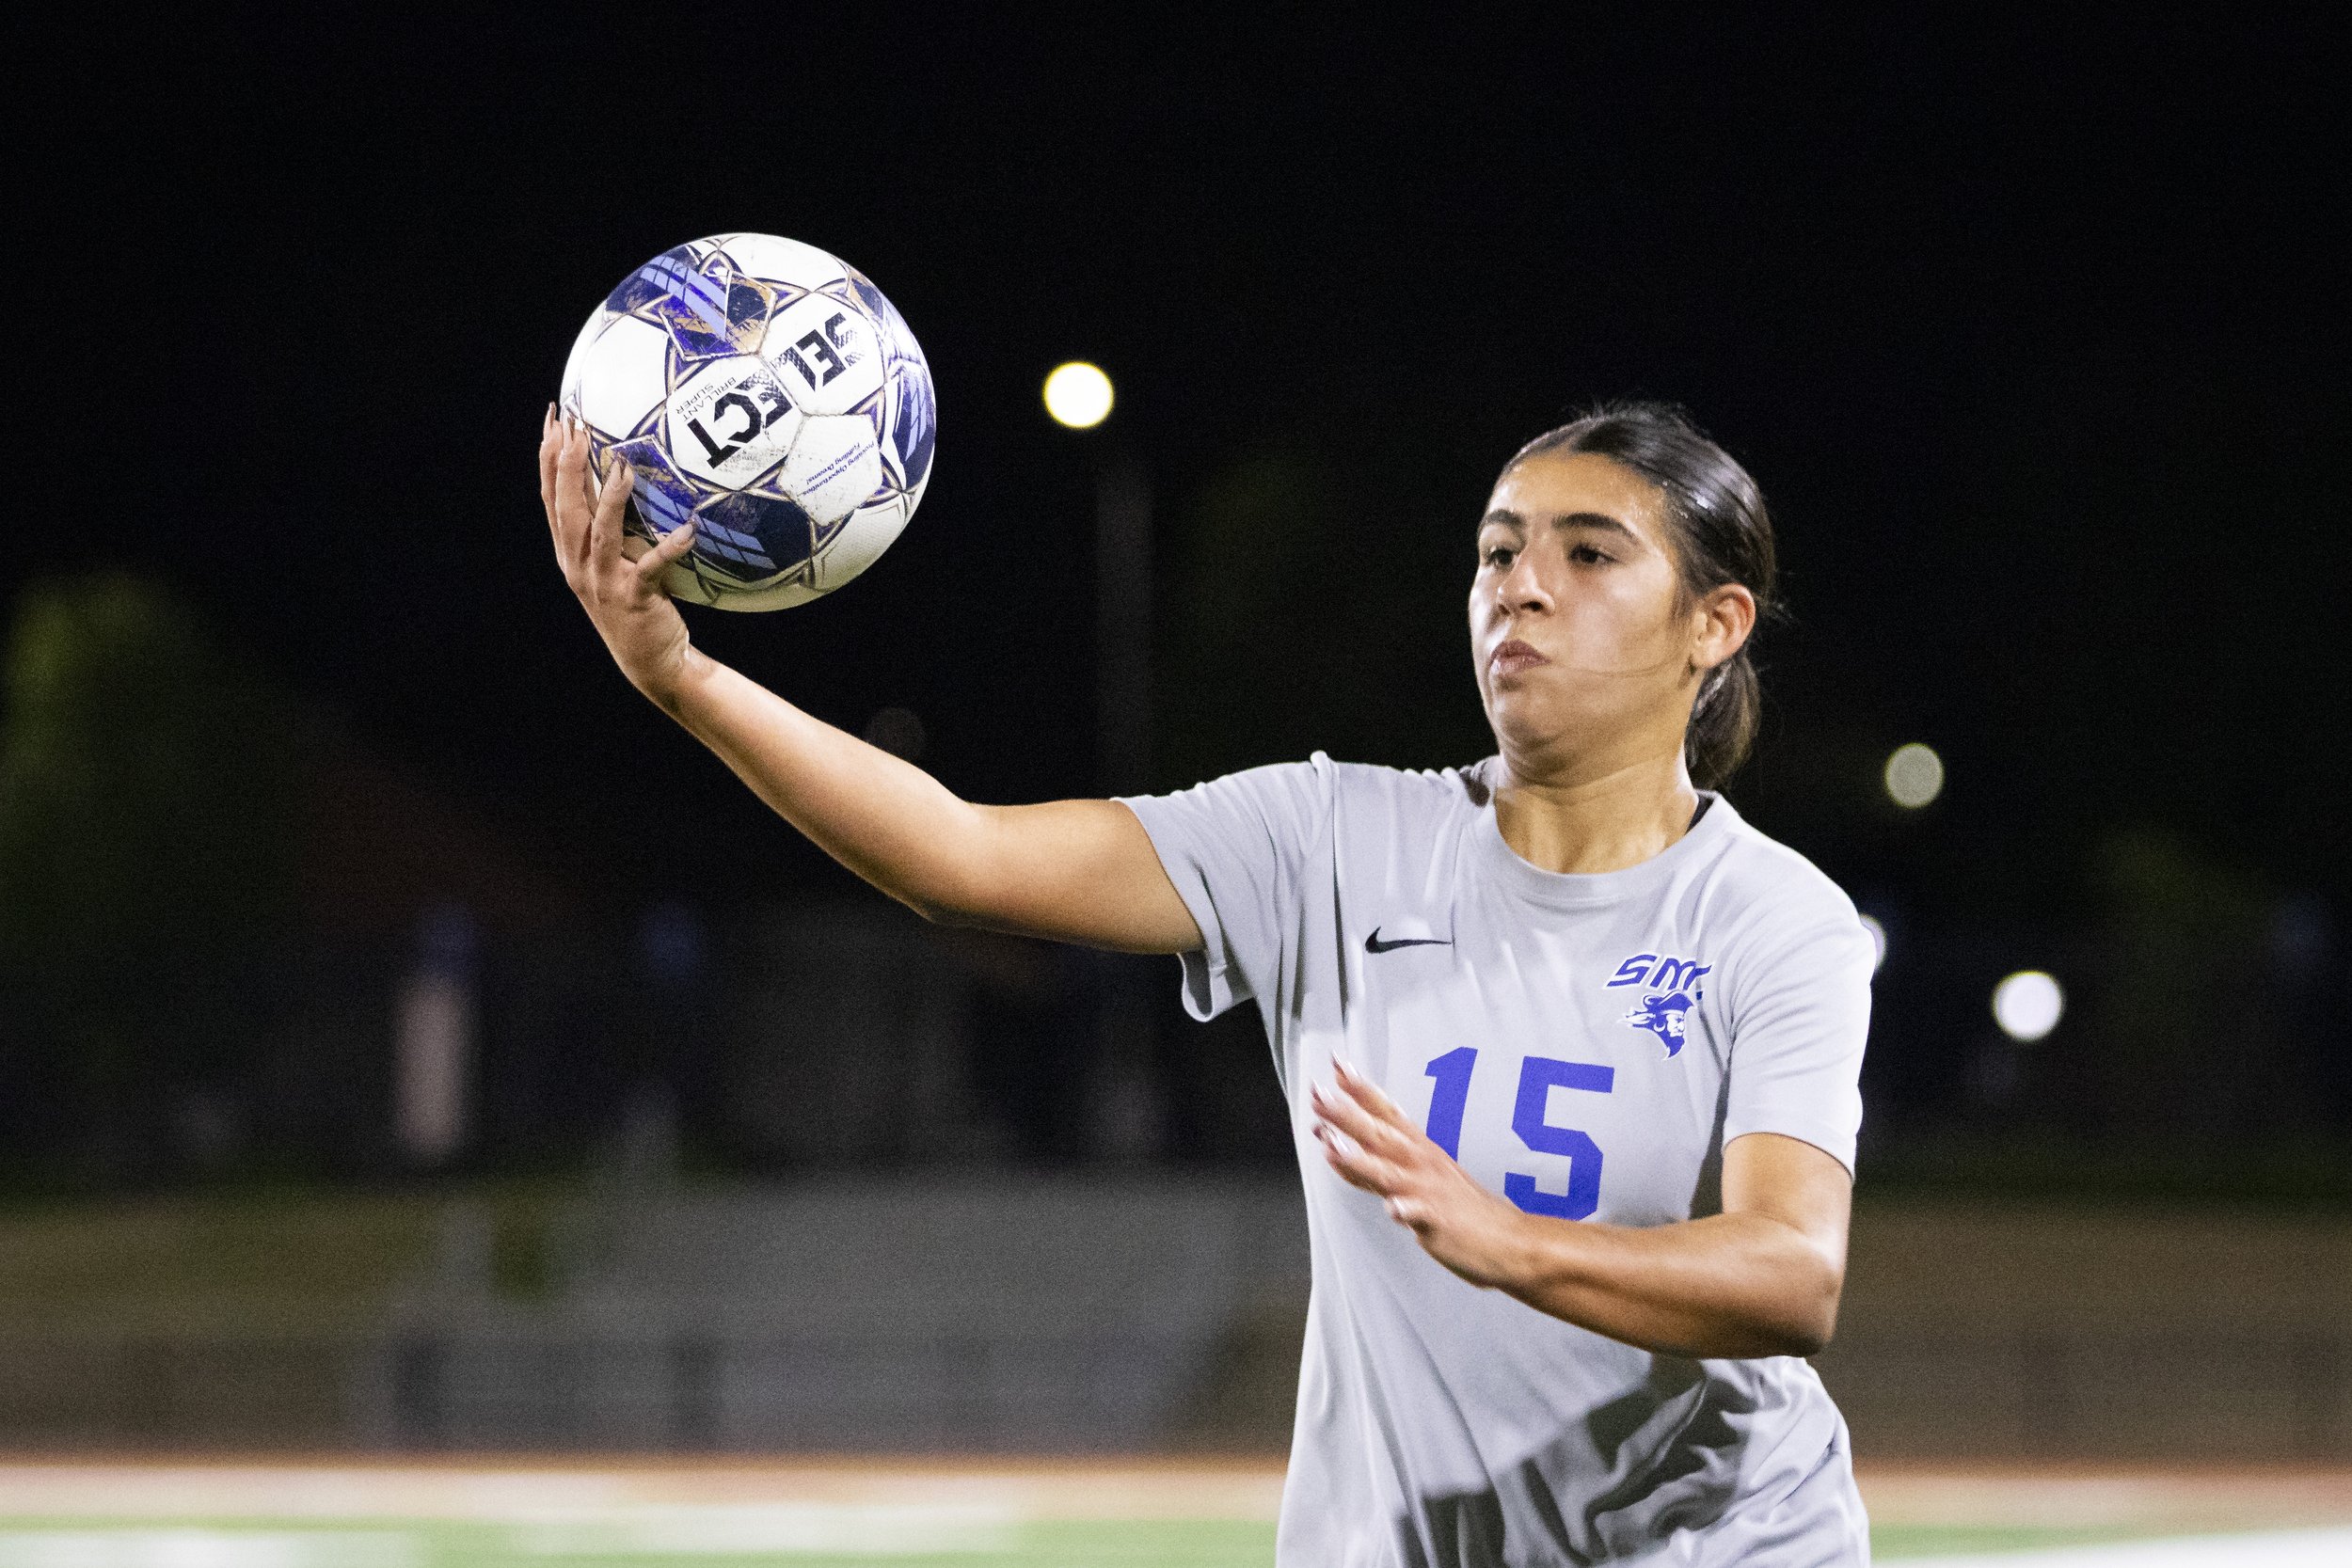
[540,401,1873,1566]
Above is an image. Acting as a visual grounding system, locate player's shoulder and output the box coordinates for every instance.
[1324,752,1497,825]
[1696,797,1865,939]
[1143,753,1480,863]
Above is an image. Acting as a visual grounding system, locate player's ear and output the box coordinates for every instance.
[1692,582,1756,673]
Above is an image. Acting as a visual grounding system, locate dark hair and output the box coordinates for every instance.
[1506,402,1777,787]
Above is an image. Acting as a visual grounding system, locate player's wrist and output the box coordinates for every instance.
[1488,1204,1590,1297]
[1449,1201,1540,1293]
[637,641,715,713]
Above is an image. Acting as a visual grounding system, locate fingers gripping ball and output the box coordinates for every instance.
[558,235,937,611]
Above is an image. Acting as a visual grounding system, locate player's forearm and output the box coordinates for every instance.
[650,648,1003,919]
[1491,1210,1843,1359]
[645,651,1198,953]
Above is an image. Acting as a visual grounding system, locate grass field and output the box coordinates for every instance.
[5,1460,2352,1565]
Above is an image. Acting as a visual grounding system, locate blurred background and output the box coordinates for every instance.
[2,8,2348,1559]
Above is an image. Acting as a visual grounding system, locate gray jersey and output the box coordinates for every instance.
[1120,756,1875,1567]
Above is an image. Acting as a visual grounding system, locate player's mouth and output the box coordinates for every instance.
[1488,639,1549,678]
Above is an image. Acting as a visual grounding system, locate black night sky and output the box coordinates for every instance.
[10,12,2347,1156]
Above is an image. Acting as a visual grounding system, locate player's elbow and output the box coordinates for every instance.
[1739,1300,1836,1359]
[888,853,1014,929]
[1772,1309,1836,1360]
[895,880,1036,936]
[1719,1243,1844,1358]
[897,816,1049,932]
[1770,1258,1846,1357]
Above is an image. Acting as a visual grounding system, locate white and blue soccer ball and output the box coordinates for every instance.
[559,234,936,610]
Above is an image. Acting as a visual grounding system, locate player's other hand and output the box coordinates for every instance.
[539,408,705,703]
[1311,1059,1531,1291]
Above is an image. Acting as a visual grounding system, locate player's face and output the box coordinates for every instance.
[1470,451,1726,771]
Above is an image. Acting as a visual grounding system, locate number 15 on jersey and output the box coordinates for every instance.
[1423,1048,1616,1221]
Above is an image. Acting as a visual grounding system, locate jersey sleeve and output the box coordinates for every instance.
[1721,906,1876,1177]
[1116,756,1332,1021]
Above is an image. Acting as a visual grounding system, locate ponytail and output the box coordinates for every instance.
[1685,648,1762,790]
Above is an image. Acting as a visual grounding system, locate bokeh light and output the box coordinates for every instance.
[1992,970,2064,1042]
[1883,742,1946,809]
[1042,361,1114,428]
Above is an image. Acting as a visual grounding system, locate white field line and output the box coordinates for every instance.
[0,1509,1028,1564]
[508,1504,1021,1555]
[0,1461,1283,1524]
[0,1532,421,1568]
[1858,1465,2352,1533]
[1887,1527,2352,1567]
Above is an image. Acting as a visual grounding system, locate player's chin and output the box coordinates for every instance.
[1483,686,1577,752]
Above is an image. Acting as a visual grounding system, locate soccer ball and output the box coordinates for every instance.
[558,234,936,611]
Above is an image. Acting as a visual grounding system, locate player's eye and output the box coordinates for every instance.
[1568,543,1613,565]
[1481,545,1516,568]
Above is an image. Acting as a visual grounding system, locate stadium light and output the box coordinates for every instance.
[1992,970,2063,1042]
[1883,742,1945,809]
[1043,361,1114,429]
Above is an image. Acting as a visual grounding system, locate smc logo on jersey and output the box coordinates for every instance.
[1607,952,1710,1057]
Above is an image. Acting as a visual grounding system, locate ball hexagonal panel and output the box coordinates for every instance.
[779,415,884,526]
[570,314,673,439]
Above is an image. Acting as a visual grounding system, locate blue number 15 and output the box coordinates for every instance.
[1422,1049,1615,1221]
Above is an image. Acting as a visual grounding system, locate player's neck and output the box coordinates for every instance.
[1491,743,1702,876]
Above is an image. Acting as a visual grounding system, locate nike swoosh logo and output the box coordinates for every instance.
[1366,927,1453,954]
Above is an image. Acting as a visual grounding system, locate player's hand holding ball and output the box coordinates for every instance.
[539,409,703,703]
[540,233,936,694]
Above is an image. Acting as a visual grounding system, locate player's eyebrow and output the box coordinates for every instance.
[1552,511,1639,543]
[1478,509,1645,549]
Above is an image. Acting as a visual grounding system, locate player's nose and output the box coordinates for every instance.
[1494,547,1554,615]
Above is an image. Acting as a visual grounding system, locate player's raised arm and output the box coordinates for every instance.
[538,413,1201,956]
